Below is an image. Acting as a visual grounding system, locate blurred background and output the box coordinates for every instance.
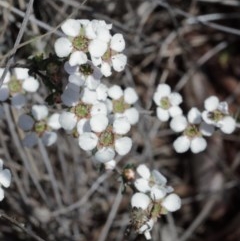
[0,0,240,240]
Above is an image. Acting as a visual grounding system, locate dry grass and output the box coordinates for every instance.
[0,0,240,240]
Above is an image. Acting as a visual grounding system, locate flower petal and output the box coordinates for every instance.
[134,178,151,192]
[113,117,131,135]
[187,107,202,124]
[170,115,187,132]
[42,132,57,146]
[110,34,125,52]
[124,87,138,104]
[61,19,80,37]
[69,51,88,66]
[173,136,190,153]
[54,37,72,57]
[79,132,98,151]
[156,107,169,122]
[89,39,108,58]
[90,114,108,132]
[18,114,34,131]
[111,54,127,72]
[131,192,151,209]
[0,169,11,188]
[204,96,219,111]
[162,193,181,212]
[190,137,207,153]
[22,77,39,92]
[124,107,139,125]
[94,147,115,163]
[115,136,132,155]
[136,164,151,179]
[59,112,77,131]
[220,116,236,134]
[31,105,48,121]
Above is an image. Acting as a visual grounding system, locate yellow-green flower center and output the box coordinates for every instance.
[208,110,224,122]
[160,97,171,110]
[99,128,114,146]
[34,121,47,135]
[79,63,94,76]
[184,124,200,138]
[72,103,91,119]
[8,79,22,94]
[72,35,89,52]
[112,97,130,113]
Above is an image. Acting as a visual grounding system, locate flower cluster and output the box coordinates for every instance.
[3,17,240,240]
[123,164,181,240]
[153,84,236,153]
[59,83,139,163]
[0,159,11,201]
[54,19,127,77]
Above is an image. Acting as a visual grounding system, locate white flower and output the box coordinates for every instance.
[202,95,236,134]
[108,85,139,126]
[65,61,102,90]
[0,68,39,108]
[0,158,11,201]
[54,19,90,65]
[171,108,214,153]
[134,164,171,199]
[78,122,132,162]
[89,32,127,76]
[19,105,58,147]
[162,193,181,212]
[153,83,182,122]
